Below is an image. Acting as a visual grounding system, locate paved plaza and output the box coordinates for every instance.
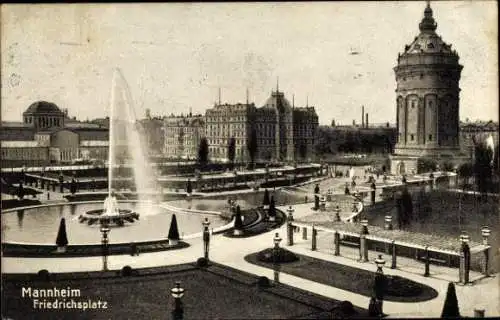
[2,173,499,318]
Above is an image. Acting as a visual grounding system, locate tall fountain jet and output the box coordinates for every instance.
[79,68,157,225]
[107,68,158,201]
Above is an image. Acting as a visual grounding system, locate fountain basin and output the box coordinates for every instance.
[2,202,227,245]
[78,209,139,226]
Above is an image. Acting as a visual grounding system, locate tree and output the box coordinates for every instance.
[17,182,25,200]
[247,128,258,169]
[401,187,413,227]
[178,127,185,157]
[416,186,432,221]
[493,144,500,175]
[268,196,276,221]
[298,142,308,161]
[186,179,192,194]
[474,143,493,195]
[234,205,243,230]
[314,184,320,210]
[197,137,209,170]
[441,161,454,172]
[262,189,270,208]
[441,282,460,318]
[227,137,236,169]
[417,157,437,174]
[168,214,180,242]
[457,162,473,186]
[70,178,77,195]
[55,218,68,247]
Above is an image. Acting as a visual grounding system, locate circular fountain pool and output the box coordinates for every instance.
[2,202,227,245]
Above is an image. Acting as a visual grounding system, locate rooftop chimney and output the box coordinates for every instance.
[365,113,369,128]
[362,106,365,127]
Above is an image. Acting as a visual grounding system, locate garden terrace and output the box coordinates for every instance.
[1,262,367,319]
[291,219,490,273]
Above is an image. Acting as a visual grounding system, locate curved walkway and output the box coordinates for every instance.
[3,220,499,318]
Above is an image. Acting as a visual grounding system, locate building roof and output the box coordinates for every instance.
[23,101,63,115]
[262,90,292,113]
[64,122,102,129]
[1,121,32,128]
[0,140,40,148]
[401,3,455,56]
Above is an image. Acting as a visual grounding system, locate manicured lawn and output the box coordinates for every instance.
[2,263,367,319]
[245,252,438,303]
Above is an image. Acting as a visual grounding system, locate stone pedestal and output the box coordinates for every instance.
[359,235,368,262]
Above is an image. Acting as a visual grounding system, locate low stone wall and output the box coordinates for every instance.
[2,239,189,258]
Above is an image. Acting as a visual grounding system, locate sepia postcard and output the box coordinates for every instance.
[1,1,498,319]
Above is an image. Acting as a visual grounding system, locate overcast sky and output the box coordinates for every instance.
[1,1,498,125]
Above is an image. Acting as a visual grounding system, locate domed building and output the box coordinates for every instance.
[390,2,467,174]
[22,101,66,130]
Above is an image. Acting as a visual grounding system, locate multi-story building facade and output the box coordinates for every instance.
[390,3,467,174]
[163,114,205,160]
[163,87,319,163]
[205,103,253,162]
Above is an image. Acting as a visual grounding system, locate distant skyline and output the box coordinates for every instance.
[1,1,498,125]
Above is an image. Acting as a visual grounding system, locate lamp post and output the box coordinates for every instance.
[171,281,185,320]
[375,254,385,273]
[334,205,341,222]
[361,219,369,235]
[320,195,327,211]
[287,206,294,221]
[100,223,110,271]
[359,219,369,262]
[273,232,282,283]
[373,254,386,317]
[21,165,26,184]
[459,232,471,285]
[202,218,210,260]
[481,226,491,245]
[384,215,393,230]
[481,226,491,277]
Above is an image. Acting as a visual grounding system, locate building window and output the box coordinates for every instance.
[410,134,415,141]
[411,101,416,108]
[428,134,432,141]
